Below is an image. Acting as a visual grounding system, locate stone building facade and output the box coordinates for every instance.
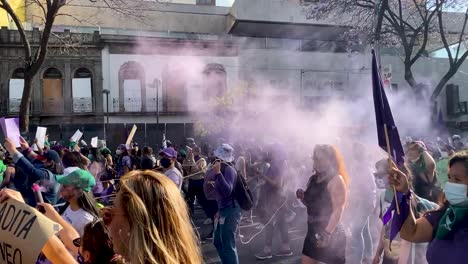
[0,28,105,141]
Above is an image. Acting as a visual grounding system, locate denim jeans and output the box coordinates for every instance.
[214,205,241,264]
[348,215,374,263]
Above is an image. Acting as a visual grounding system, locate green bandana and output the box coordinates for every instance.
[69,141,77,150]
[410,156,425,175]
[0,160,6,175]
[0,160,5,183]
[435,205,468,240]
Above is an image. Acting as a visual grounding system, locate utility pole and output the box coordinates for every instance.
[148,79,162,143]
[102,89,110,140]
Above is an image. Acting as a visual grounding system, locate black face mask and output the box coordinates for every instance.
[160,158,172,168]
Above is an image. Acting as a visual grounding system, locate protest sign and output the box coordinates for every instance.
[125,125,137,147]
[70,130,83,143]
[91,137,98,148]
[0,199,62,264]
[162,133,167,148]
[0,118,21,148]
[97,140,106,148]
[33,127,47,151]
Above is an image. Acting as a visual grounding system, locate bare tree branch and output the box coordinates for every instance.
[437,0,455,65]
[0,0,32,61]
[454,7,468,61]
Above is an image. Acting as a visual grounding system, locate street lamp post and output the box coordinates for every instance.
[148,79,162,144]
[102,89,110,140]
[148,79,161,125]
[155,79,160,126]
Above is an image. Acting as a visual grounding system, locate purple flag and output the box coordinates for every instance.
[372,50,405,166]
[372,50,407,245]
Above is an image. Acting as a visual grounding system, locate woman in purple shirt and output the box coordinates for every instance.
[204,144,240,264]
[390,153,468,264]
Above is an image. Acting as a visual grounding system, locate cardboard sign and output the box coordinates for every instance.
[125,125,137,147]
[162,133,167,149]
[33,127,47,151]
[91,137,98,148]
[0,199,62,264]
[70,130,83,143]
[97,140,106,149]
[0,118,21,148]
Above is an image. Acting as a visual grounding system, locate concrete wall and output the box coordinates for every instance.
[230,0,337,25]
[27,0,230,34]
[102,46,240,120]
[172,0,197,4]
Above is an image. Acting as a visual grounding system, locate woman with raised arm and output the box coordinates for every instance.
[390,152,468,264]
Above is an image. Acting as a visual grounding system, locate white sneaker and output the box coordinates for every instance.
[203,218,213,225]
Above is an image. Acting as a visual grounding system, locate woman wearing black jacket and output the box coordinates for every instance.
[4,137,63,206]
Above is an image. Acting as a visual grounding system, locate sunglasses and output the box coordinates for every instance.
[72,218,105,247]
[102,207,125,226]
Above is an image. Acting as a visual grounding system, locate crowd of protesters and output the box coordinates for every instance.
[0,132,467,264]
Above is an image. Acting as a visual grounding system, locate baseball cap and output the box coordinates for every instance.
[36,150,61,163]
[57,169,96,192]
[159,147,177,158]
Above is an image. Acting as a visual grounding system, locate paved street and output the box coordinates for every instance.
[193,206,308,264]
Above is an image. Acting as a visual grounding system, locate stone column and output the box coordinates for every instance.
[94,60,104,114]
[64,61,72,113]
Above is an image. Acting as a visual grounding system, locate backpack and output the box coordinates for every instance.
[222,163,254,211]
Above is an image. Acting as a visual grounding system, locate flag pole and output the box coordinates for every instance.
[384,123,401,215]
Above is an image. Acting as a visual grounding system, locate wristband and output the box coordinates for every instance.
[22,147,32,156]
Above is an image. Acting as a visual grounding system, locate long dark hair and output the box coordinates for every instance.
[47,159,64,175]
[62,152,86,170]
[59,190,101,218]
[90,148,106,164]
[81,220,122,264]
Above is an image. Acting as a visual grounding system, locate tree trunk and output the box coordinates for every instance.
[404,65,418,89]
[19,75,34,133]
[431,69,458,101]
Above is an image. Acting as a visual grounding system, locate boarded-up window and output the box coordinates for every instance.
[124,80,142,112]
[119,62,145,112]
[72,68,93,112]
[43,68,63,113]
[9,68,25,112]
[202,63,227,100]
[163,64,188,112]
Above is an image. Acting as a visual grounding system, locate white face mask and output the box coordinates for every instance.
[444,182,468,206]
[116,149,123,155]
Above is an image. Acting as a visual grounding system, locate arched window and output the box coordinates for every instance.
[42,67,63,113]
[118,61,146,112]
[72,68,93,112]
[74,68,92,79]
[12,68,25,79]
[43,68,63,79]
[8,68,25,112]
[202,63,227,99]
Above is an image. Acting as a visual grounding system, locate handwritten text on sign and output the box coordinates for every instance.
[0,200,61,264]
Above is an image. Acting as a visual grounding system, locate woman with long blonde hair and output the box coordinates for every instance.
[296,144,349,264]
[103,170,202,264]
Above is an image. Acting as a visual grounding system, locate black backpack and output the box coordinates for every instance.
[221,163,254,211]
